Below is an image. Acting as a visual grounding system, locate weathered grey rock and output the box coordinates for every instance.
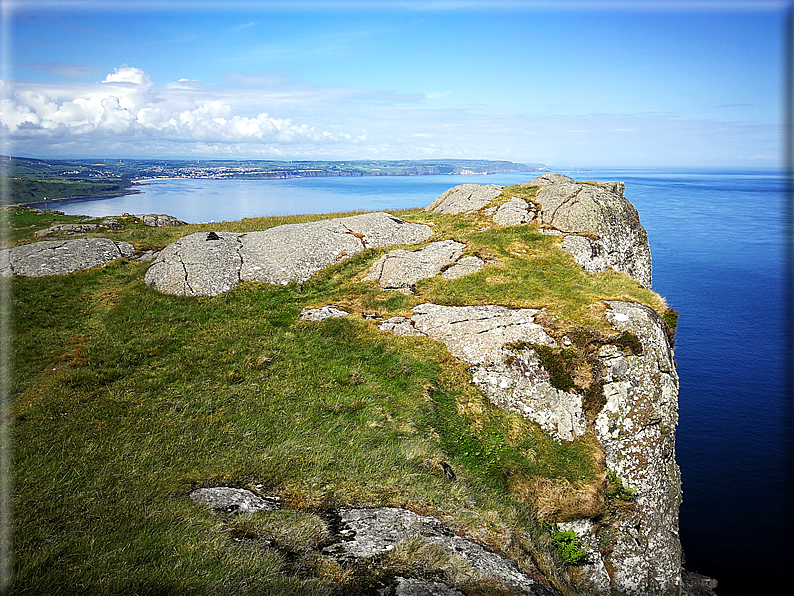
[189,487,279,514]
[378,316,426,337]
[681,570,718,596]
[146,212,433,296]
[329,507,557,595]
[407,303,555,365]
[535,182,652,289]
[471,347,587,443]
[526,174,574,186]
[300,305,349,321]
[34,222,99,237]
[441,256,484,280]
[378,304,583,442]
[364,240,465,290]
[592,301,682,595]
[559,235,610,275]
[137,213,186,227]
[394,578,464,596]
[145,232,243,296]
[0,238,134,277]
[424,184,503,214]
[556,520,611,595]
[492,197,533,226]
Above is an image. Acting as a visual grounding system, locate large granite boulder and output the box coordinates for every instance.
[364,240,465,290]
[535,181,652,289]
[424,184,503,215]
[145,212,433,296]
[0,238,134,277]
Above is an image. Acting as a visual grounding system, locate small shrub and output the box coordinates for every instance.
[662,308,679,345]
[543,522,589,566]
[534,346,577,392]
[613,332,643,356]
[605,470,636,502]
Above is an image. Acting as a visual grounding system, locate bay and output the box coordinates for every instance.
[35,168,789,594]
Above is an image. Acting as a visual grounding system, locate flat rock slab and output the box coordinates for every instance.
[189,487,279,514]
[300,306,349,321]
[364,240,465,290]
[330,507,557,595]
[146,212,432,296]
[535,181,651,289]
[424,184,503,215]
[405,303,555,365]
[0,238,134,277]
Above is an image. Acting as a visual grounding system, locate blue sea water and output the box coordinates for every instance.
[36,169,790,594]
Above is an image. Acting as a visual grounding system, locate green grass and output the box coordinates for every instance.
[6,204,671,594]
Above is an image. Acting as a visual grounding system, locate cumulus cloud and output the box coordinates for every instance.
[1,66,339,148]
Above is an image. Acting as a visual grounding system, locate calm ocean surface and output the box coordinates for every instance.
[37,169,789,594]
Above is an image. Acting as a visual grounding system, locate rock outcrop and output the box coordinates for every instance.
[379,304,584,443]
[364,240,466,290]
[592,301,682,594]
[531,177,652,289]
[145,212,433,296]
[424,184,503,214]
[0,238,134,277]
[136,213,186,227]
[331,507,558,595]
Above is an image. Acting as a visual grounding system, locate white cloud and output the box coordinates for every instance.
[0,66,779,167]
[1,66,338,149]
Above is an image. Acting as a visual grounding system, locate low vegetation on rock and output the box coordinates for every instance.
[5,178,683,595]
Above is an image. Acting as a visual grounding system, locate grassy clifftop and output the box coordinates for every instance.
[6,185,670,594]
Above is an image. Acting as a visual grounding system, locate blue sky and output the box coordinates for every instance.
[0,0,788,167]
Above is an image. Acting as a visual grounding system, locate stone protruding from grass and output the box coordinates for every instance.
[136,213,186,227]
[331,507,558,595]
[189,487,279,514]
[145,212,433,296]
[408,303,555,365]
[424,184,503,214]
[492,197,534,226]
[594,301,682,594]
[299,305,349,321]
[364,240,465,290]
[534,180,652,289]
[0,237,134,277]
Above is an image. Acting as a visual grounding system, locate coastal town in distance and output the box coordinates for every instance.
[1,156,549,205]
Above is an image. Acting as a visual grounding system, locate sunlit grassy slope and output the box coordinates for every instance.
[5,187,669,594]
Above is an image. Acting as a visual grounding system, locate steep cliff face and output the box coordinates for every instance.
[592,301,682,595]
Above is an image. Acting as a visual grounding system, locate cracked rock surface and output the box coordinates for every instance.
[146,212,432,296]
[364,240,465,290]
[0,238,134,277]
[533,178,652,289]
[424,184,503,215]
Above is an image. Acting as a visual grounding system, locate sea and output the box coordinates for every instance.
[32,169,791,594]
